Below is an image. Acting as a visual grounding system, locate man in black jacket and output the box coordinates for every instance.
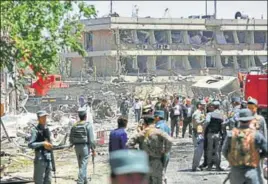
[182,98,194,138]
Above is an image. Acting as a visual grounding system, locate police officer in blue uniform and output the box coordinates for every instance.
[204,101,224,171]
[28,110,53,184]
[69,107,96,184]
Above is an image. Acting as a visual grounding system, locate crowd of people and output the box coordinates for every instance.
[112,94,268,184]
[26,92,268,184]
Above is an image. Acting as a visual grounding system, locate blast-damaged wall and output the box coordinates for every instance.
[93,56,117,76]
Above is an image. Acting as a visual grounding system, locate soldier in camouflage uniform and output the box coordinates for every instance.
[137,105,153,132]
[127,115,173,184]
[222,109,268,184]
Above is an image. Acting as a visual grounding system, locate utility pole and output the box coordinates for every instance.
[110,0,113,16]
[214,0,217,19]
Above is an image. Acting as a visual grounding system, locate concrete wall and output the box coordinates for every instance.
[92,30,116,51]
[93,56,117,76]
[70,58,83,77]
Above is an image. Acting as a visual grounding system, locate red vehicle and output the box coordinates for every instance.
[22,65,69,97]
[238,67,268,121]
[29,74,69,96]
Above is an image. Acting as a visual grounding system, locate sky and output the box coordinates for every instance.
[84,1,267,19]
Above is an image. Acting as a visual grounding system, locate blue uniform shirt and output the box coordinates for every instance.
[109,128,128,152]
[155,120,171,135]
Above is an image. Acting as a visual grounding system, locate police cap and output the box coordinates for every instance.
[154,110,165,119]
[212,101,221,106]
[247,98,258,106]
[36,110,48,117]
[238,109,255,122]
[231,97,241,103]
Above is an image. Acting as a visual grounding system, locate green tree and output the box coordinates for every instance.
[0,1,96,76]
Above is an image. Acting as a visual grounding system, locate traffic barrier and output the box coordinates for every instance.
[96,130,110,145]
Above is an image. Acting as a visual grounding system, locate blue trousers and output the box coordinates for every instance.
[230,167,262,184]
[135,109,141,122]
[33,159,52,184]
[192,137,204,170]
[75,144,89,184]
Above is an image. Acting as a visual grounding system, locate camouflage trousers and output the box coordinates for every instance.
[149,157,163,184]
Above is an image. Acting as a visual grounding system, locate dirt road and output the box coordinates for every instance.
[3,136,231,184]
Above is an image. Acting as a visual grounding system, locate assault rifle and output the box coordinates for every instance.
[92,152,95,174]
[44,128,57,183]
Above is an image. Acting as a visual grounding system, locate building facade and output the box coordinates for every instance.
[63,17,267,77]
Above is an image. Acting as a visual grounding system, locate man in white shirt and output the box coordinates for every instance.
[170,97,184,138]
[133,98,142,123]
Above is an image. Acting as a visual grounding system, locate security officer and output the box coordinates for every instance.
[69,107,96,184]
[199,102,214,170]
[154,110,171,184]
[204,101,224,171]
[109,150,150,184]
[192,100,206,147]
[192,123,205,171]
[247,98,267,139]
[120,97,129,117]
[222,109,268,184]
[28,110,53,184]
[247,98,268,182]
[127,115,173,184]
[224,97,241,130]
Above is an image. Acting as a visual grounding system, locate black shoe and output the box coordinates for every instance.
[199,163,207,168]
[198,166,204,171]
[207,167,212,171]
[216,167,224,171]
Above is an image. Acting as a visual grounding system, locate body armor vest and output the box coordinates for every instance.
[227,128,260,168]
[71,121,89,144]
[35,126,50,151]
[207,111,223,133]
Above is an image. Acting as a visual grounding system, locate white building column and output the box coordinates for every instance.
[249,56,256,67]
[199,56,206,68]
[149,30,156,44]
[182,56,191,70]
[215,52,223,69]
[167,30,172,44]
[132,30,138,43]
[167,56,172,70]
[243,56,249,69]
[132,56,138,69]
[233,31,239,44]
[182,31,190,44]
[246,31,254,44]
[233,56,239,70]
[147,56,156,71]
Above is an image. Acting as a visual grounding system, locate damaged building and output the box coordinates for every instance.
[62,16,267,77]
